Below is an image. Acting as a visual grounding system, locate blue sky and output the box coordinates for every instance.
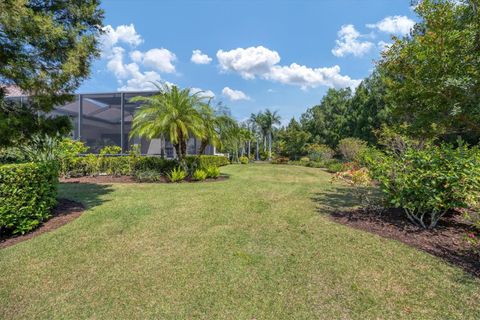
[79,0,416,123]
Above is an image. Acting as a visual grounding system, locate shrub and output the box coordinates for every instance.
[205,166,220,179]
[331,167,378,210]
[239,156,249,164]
[325,160,344,173]
[337,138,367,161]
[192,169,208,181]
[271,157,289,164]
[167,167,187,182]
[300,156,310,162]
[185,155,229,169]
[134,156,178,174]
[0,162,58,235]
[305,143,335,161]
[365,142,480,229]
[134,170,162,183]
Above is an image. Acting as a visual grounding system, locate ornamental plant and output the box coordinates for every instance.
[205,166,220,179]
[167,167,187,183]
[364,142,480,229]
[192,169,207,181]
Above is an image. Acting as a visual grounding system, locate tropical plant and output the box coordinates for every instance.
[134,169,162,183]
[239,156,249,164]
[205,166,220,179]
[167,167,187,182]
[337,138,367,161]
[192,169,207,181]
[129,83,207,160]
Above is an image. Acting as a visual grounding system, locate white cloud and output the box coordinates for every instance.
[267,64,360,89]
[377,41,392,52]
[142,48,176,73]
[191,50,212,64]
[191,87,215,99]
[216,46,360,89]
[106,47,129,79]
[100,24,143,55]
[129,50,144,63]
[217,46,281,79]
[367,15,415,35]
[222,87,250,101]
[331,24,374,57]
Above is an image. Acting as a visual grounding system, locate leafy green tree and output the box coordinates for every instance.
[0,0,104,146]
[277,118,311,159]
[380,0,480,140]
[259,109,281,160]
[130,84,207,160]
[301,88,352,147]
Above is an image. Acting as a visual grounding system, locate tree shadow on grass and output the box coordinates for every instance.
[59,182,114,209]
[311,186,480,279]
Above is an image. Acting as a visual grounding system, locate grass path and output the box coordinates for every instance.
[0,164,479,319]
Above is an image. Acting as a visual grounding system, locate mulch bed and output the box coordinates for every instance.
[60,175,228,184]
[330,208,480,277]
[0,199,85,249]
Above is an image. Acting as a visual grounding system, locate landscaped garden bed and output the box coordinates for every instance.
[60,174,229,184]
[329,208,480,277]
[0,198,84,249]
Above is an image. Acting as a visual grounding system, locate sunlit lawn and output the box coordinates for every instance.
[0,164,479,319]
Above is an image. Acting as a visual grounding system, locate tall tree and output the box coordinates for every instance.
[130,84,207,160]
[0,0,104,146]
[300,88,352,147]
[380,0,480,140]
[262,109,281,160]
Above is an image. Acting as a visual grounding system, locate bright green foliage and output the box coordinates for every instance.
[0,0,104,146]
[301,88,352,147]
[130,83,208,160]
[185,155,230,169]
[365,142,480,229]
[192,169,208,181]
[239,156,249,164]
[380,0,480,140]
[0,162,58,234]
[205,166,220,179]
[325,161,345,173]
[167,167,187,182]
[276,118,311,158]
[134,170,162,183]
[305,143,335,161]
[337,138,367,161]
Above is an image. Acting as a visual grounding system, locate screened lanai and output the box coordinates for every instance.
[8,90,217,157]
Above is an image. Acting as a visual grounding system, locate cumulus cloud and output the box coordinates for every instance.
[217,46,281,79]
[377,41,392,52]
[191,87,215,98]
[367,15,415,35]
[331,24,374,57]
[222,87,250,101]
[217,46,360,89]
[141,48,176,73]
[100,24,143,55]
[191,50,212,64]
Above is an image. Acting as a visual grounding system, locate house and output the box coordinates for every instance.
[5,88,221,157]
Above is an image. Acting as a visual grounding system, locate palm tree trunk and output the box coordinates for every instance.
[256,140,259,160]
[199,139,209,155]
[263,136,266,152]
[268,131,272,161]
[247,140,251,158]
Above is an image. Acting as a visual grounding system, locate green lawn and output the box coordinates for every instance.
[0,164,479,319]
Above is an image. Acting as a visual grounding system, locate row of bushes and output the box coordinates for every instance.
[0,162,58,235]
[61,154,229,178]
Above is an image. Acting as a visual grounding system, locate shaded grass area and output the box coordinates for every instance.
[0,164,479,319]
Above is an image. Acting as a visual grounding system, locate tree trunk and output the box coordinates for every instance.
[268,131,272,161]
[263,136,266,152]
[173,143,181,160]
[256,140,259,160]
[247,140,251,158]
[199,139,208,155]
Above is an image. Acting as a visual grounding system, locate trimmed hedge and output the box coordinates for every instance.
[0,162,58,235]
[61,155,229,178]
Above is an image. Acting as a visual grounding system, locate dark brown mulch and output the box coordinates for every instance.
[0,199,85,249]
[329,208,480,277]
[60,175,228,184]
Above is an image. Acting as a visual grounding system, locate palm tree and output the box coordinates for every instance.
[249,113,261,160]
[129,83,207,160]
[263,109,281,160]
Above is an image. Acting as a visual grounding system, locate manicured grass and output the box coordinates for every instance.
[0,164,479,319]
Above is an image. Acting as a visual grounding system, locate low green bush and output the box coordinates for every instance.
[185,155,230,169]
[325,161,344,173]
[271,157,289,164]
[337,137,367,161]
[300,156,310,162]
[134,170,162,183]
[239,156,249,164]
[167,167,187,182]
[0,162,58,235]
[364,142,480,229]
[205,166,220,179]
[306,143,335,161]
[192,169,208,181]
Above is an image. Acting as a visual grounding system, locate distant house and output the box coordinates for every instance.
[5,88,221,157]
